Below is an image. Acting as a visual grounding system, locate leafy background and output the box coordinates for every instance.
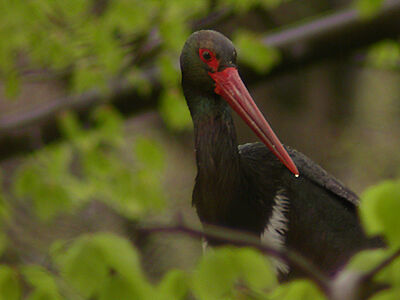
[0,0,400,299]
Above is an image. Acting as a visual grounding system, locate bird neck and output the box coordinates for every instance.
[192,98,241,179]
[189,95,243,223]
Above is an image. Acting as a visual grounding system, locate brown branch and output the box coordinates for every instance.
[248,0,400,81]
[263,0,400,48]
[138,220,331,292]
[139,219,396,300]
[2,0,400,160]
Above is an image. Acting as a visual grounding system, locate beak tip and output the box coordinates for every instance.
[284,159,299,177]
[290,165,300,178]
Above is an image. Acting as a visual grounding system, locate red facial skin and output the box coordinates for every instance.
[199,48,219,72]
[198,48,299,176]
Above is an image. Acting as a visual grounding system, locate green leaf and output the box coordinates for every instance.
[347,248,400,285]
[98,274,151,300]
[13,106,167,221]
[22,265,62,300]
[349,250,400,285]
[235,248,277,290]
[356,0,384,17]
[192,247,241,300]
[53,233,152,299]
[58,111,83,141]
[367,40,400,70]
[71,64,106,93]
[4,70,20,99]
[347,248,388,273]
[378,255,400,286]
[134,137,165,170]
[159,88,192,131]
[13,145,74,221]
[371,288,400,300]
[359,180,400,247]
[157,270,188,300]
[159,54,180,88]
[0,265,20,300]
[104,0,154,36]
[269,279,325,300]
[192,247,276,300]
[53,108,165,220]
[54,236,110,298]
[234,30,280,74]
[56,0,90,20]
[159,16,189,52]
[91,106,124,147]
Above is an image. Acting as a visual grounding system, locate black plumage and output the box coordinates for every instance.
[180,30,382,278]
[240,143,382,277]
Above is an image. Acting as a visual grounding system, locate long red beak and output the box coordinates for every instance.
[210,67,299,176]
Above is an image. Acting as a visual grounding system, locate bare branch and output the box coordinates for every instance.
[137,220,331,292]
[2,0,400,160]
[254,0,400,80]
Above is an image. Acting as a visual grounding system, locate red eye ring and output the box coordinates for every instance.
[199,49,215,63]
[199,48,219,72]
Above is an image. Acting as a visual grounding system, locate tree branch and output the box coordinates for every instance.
[137,219,331,292]
[248,0,400,81]
[139,219,399,300]
[2,0,400,160]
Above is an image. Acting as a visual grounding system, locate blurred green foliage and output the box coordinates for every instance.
[13,107,165,221]
[0,0,288,130]
[355,0,384,17]
[367,40,400,70]
[345,180,400,300]
[357,1,400,71]
[2,175,400,299]
[360,180,400,248]
[372,289,400,300]
[0,266,20,300]
[22,265,63,300]
[159,54,192,130]
[52,233,153,299]
[2,129,399,299]
[234,31,280,74]
[192,247,276,299]
[269,280,325,300]
[0,0,399,299]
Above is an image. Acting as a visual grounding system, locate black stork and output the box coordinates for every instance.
[180,30,382,278]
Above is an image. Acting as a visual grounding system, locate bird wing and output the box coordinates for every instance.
[239,142,360,206]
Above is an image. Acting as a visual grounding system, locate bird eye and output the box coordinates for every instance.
[202,51,212,61]
[199,48,219,71]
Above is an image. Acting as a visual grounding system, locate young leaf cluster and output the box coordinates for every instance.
[12,107,165,221]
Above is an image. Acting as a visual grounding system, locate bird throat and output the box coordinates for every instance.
[191,98,243,224]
